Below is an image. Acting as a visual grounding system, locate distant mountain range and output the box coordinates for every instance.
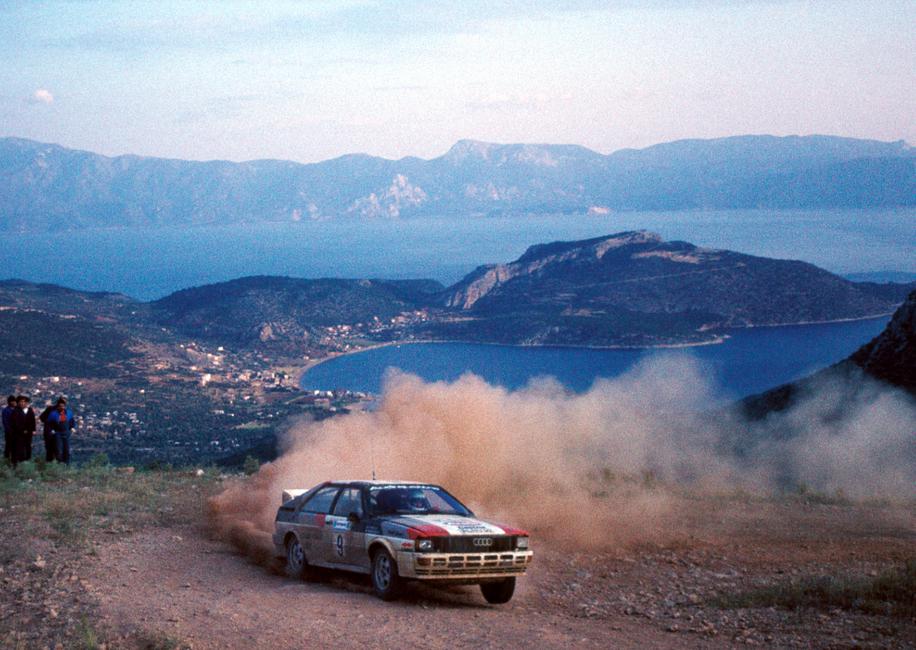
[1,134,913,230]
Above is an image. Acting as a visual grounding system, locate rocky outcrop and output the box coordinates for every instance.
[850,289,916,392]
[444,231,664,309]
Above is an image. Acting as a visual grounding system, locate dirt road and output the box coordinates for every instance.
[85,499,916,649]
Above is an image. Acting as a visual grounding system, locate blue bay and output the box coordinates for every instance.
[301,317,890,400]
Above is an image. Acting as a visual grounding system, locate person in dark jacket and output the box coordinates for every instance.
[10,395,36,465]
[46,397,75,464]
[39,404,55,462]
[2,395,15,461]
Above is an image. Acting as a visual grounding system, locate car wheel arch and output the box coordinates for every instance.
[368,539,393,561]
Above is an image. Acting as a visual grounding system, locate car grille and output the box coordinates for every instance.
[414,553,531,577]
[434,535,515,553]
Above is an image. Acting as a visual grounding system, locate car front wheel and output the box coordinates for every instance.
[371,549,403,601]
[480,577,516,604]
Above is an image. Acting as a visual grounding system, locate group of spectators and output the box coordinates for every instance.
[2,395,76,466]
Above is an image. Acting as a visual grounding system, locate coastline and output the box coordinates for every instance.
[733,311,894,329]
[294,311,892,388]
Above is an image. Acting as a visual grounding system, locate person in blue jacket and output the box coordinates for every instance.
[2,395,15,460]
[47,397,76,464]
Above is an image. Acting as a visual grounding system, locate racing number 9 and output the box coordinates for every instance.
[335,533,344,557]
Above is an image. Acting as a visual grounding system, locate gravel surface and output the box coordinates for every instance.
[82,499,915,649]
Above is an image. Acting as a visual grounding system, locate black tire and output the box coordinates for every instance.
[371,548,403,601]
[285,535,310,580]
[480,577,516,604]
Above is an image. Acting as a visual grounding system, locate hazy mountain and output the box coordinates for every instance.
[1,134,912,230]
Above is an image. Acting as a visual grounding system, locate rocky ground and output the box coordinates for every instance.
[0,466,913,649]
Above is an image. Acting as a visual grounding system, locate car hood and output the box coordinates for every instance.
[387,514,510,536]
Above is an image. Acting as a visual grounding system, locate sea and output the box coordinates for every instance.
[299,317,889,401]
[6,208,913,301]
[4,208,913,398]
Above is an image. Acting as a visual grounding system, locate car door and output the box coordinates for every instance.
[325,487,366,568]
[294,485,340,565]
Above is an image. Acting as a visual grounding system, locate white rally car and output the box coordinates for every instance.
[273,480,533,603]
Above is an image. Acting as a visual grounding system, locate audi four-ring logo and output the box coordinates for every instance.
[473,537,494,547]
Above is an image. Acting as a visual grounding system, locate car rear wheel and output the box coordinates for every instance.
[480,577,516,604]
[371,549,402,601]
[285,535,310,580]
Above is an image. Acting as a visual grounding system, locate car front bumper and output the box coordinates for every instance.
[397,549,533,580]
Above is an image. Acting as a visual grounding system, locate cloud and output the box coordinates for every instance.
[467,92,549,112]
[30,88,54,105]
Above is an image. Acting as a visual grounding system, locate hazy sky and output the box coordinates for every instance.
[1,0,913,162]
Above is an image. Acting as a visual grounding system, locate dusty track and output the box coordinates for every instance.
[85,499,916,649]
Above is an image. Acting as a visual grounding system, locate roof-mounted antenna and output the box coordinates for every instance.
[370,433,377,481]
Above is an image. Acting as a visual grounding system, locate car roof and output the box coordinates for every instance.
[325,480,439,488]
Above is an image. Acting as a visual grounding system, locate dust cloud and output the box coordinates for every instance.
[208,356,916,563]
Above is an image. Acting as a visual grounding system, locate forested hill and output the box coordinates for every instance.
[427,231,913,346]
[1,134,913,230]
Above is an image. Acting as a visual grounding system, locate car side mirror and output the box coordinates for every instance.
[347,512,361,524]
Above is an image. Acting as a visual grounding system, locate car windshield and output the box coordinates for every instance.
[367,485,471,517]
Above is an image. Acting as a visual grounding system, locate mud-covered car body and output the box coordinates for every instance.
[273,480,532,600]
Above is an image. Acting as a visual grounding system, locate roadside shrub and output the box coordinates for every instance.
[40,460,73,481]
[144,459,173,472]
[715,560,916,618]
[77,615,102,650]
[14,460,38,480]
[84,452,110,470]
[242,455,260,476]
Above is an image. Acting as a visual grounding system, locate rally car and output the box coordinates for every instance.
[273,480,533,603]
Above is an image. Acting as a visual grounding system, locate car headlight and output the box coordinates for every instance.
[516,536,529,550]
[416,538,434,552]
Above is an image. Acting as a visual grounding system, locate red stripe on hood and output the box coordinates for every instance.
[406,524,450,539]
[491,523,529,536]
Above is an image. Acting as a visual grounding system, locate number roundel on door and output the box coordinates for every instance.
[336,533,345,557]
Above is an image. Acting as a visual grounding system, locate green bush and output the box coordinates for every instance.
[84,452,110,469]
[144,459,173,472]
[14,460,38,480]
[242,455,260,476]
[40,460,73,481]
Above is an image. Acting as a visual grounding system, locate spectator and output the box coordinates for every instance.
[2,395,15,460]
[47,397,75,464]
[10,395,36,465]
[39,403,55,462]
